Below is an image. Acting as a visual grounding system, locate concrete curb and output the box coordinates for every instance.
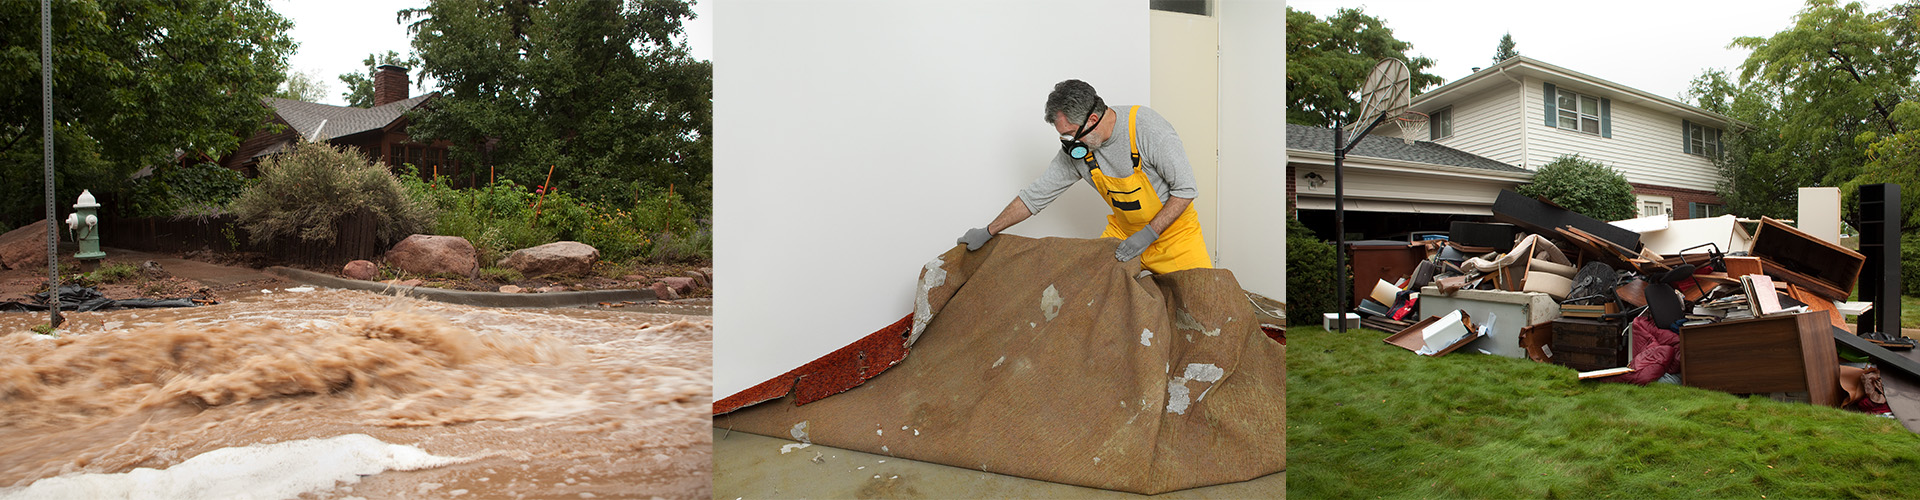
[265,266,658,309]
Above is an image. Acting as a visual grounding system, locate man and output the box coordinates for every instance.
[957,79,1211,274]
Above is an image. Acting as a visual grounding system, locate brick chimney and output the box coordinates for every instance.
[373,65,410,106]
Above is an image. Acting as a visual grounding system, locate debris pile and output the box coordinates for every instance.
[1351,189,1903,416]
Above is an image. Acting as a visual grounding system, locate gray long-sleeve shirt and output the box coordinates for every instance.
[1017,105,1198,215]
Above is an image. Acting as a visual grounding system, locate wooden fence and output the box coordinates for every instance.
[100,209,385,266]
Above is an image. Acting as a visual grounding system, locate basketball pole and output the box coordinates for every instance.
[1331,111,1393,334]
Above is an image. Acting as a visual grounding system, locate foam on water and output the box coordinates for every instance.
[0,433,464,500]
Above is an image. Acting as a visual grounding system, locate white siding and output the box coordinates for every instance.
[1431,83,1525,166]
[1519,76,1721,192]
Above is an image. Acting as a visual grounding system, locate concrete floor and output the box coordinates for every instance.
[712,428,1284,499]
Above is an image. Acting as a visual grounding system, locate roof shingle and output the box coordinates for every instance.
[1286,124,1528,174]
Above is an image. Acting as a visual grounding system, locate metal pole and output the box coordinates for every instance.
[42,0,61,328]
[1333,124,1347,333]
[1331,112,1393,334]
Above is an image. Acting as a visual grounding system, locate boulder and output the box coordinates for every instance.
[684,270,710,289]
[384,235,478,277]
[499,285,523,293]
[651,281,680,300]
[342,260,379,281]
[498,241,599,277]
[657,276,697,294]
[0,220,56,271]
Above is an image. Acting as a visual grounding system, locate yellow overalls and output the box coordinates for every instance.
[1083,106,1212,274]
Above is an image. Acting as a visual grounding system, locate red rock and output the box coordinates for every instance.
[684,270,710,288]
[499,285,523,293]
[0,220,56,271]
[342,260,379,281]
[651,281,680,300]
[384,235,478,277]
[658,276,697,294]
[497,241,598,277]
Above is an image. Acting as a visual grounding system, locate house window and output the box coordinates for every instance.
[1687,122,1722,158]
[1555,89,1602,135]
[1689,202,1721,219]
[1430,107,1453,140]
[1149,0,1209,16]
[1637,194,1673,218]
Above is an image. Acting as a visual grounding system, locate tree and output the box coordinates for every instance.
[1286,7,1443,127]
[0,0,294,229]
[338,51,419,108]
[278,69,328,102]
[1491,33,1519,65]
[1712,0,1920,226]
[398,0,711,211]
[1516,155,1637,222]
[1687,69,1810,221]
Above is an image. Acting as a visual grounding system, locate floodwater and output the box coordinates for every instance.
[0,288,711,499]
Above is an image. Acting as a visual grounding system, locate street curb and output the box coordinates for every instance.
[265,266,657,308]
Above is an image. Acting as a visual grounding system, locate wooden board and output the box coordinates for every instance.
[1680,312,1840,407]
[1750,216,1863,302]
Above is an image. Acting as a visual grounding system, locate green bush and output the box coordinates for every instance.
[1286,217,1339,326]
[1515,154,1637,221]
[397,166,709,265]
[232,142,434,247]
[123,162,251,218]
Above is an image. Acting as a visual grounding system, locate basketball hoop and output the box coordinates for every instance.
[1393,110,1429,145]
[1345,59,1413,140]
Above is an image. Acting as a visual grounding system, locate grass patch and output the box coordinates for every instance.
[1903,295,1920,330]
[1288,325,1920,499]
[479,267,523,283]
[89,262,139,284]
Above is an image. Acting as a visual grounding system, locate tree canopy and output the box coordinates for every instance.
[1492,33,1519,66]
[1285,6,1443,127]
[1698,0,1920,227]
[398,0,711,211]
[0,0,294,229]
[338,50,419,108]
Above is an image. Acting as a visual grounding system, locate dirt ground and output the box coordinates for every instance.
[0,247,711,306]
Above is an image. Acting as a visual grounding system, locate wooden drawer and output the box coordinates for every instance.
[1551,344,1628,372]
[1551,318,1626,350]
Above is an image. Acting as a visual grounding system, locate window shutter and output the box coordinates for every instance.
[1600,98,1611,138]
[1682,120,1693,154]
[1543,82,1557,128]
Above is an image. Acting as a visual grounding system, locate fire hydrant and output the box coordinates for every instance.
[65,189,105,260]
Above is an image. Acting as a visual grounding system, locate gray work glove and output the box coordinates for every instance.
[958,227,993,251]
[1115,225,1160,262]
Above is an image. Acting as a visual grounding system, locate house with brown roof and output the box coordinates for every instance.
[216,65,470,185]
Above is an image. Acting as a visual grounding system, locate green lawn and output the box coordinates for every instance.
[1288,326,1920,499]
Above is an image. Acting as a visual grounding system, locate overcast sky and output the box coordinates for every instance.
[270,0,714,106]
[1285,0,1858,102]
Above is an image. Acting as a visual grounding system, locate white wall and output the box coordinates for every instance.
[1521,76,1720,191]
[714,1,1150,398]
[1151,11,1220,263]
[1216,0,1287,302]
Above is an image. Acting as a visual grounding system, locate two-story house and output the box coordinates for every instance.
[1289,55,1741,240]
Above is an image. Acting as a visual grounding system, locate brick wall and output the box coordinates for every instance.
[1286,163,1298,218]
[1630,182,1723,219]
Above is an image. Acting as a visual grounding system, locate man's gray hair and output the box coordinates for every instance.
[1043,79,1106,126]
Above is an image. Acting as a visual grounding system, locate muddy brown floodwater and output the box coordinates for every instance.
[0,288,711,499]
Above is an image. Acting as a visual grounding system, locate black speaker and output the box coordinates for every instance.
[1858,183,1901,335]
